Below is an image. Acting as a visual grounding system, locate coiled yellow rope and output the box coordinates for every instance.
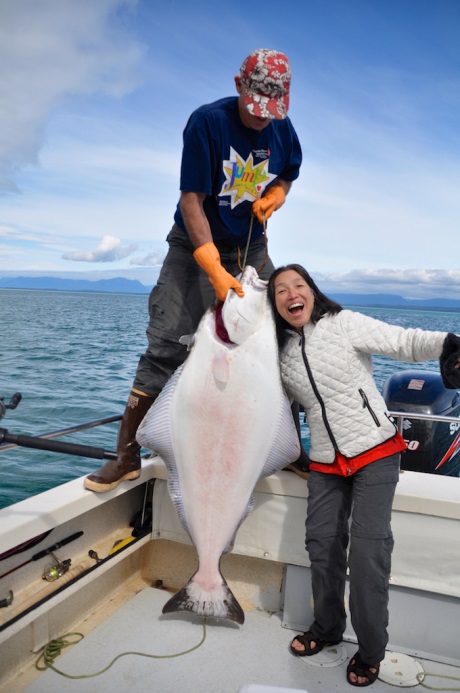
[33,622,207,679]
[33,632,460,688]
[416,671,460,691]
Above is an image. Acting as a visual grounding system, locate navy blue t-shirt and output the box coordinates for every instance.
[173,97,302,245]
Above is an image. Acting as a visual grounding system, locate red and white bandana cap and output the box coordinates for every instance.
[240,48,291,120]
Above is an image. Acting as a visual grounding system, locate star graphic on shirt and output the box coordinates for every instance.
[219,147,276,209]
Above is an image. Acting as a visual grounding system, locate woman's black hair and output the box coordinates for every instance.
[268,264,343,346]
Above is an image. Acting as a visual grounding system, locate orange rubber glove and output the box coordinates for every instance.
[252,185,286,223]
[193,242,244,302]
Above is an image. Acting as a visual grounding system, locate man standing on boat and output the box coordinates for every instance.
[85,48,303,492]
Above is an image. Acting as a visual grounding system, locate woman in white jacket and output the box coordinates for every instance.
[268,263,460,688]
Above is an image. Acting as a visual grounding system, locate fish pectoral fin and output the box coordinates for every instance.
[262,396,302,477]
[179,333,195,351]
[212,351,230,384]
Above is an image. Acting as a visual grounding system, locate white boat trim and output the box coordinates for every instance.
[1,414,460,691]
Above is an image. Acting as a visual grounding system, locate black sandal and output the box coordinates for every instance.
[290,630,342,657]
[346,651,380,687]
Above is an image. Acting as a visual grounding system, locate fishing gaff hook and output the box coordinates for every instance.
[237,212,268,273]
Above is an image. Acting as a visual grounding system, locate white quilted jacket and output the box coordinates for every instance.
[279,310,447,463]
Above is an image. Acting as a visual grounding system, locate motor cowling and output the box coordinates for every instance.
[382,370,460,476]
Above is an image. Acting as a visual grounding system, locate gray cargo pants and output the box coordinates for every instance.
[305,454,400,664]
[133,224,274,398]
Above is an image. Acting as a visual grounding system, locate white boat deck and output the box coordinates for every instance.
[1,458,460,692]
[12,584,460,693]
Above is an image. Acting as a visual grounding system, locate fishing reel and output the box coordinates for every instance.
[42,552,71,582]
[0,393,22,421]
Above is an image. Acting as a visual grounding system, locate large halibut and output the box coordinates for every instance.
[136,265,300,624]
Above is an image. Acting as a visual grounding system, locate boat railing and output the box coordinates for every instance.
[389,410,460,429]
[0,409,458,459]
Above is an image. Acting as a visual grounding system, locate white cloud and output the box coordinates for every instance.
[0,0,458,301]
[63,235,137,262]
[317,268,460,300]
[0,0,145,192]
[0,225,16,237]
[130,251,167,266]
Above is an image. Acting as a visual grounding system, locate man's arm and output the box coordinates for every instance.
[180,191,244,301]
[275,179,292,196]
[179,191,212,248]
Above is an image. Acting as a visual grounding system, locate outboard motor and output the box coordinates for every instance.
[382,370,460,476]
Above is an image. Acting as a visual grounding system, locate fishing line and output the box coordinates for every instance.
[33,620,208,679]
[238,216,254,271]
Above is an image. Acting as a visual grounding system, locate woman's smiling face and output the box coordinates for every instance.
[273,269,315,328]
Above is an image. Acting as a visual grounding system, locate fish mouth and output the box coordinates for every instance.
[215,303,234,344]
[238,266,267,290]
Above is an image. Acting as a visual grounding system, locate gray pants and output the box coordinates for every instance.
[133,224,274,397]
[305,454,400,664]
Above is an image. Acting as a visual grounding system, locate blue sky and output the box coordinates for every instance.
[1,0,459,298]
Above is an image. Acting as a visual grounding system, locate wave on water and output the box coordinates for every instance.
[1,290,149,508]
[1,290,460,509]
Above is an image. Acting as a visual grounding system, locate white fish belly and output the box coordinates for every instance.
[173,322,282,572]
[136,266,300,621]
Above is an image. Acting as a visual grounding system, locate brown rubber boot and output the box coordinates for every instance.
[84,391,155,492]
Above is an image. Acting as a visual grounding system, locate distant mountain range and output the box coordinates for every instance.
[331,293,460,310]
[0,275,151,294]
[1,275,460,310]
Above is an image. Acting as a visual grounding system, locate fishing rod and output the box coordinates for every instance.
[0,427,118,461]
[0,391,118,461]
[0,531,84,580]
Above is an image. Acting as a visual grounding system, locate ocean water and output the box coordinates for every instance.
[1,289,460,509]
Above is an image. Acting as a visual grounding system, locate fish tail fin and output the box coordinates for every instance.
[162,573,244,624]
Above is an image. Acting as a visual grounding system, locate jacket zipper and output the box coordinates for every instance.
[299,330,339,452]
[358,388,381,426]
